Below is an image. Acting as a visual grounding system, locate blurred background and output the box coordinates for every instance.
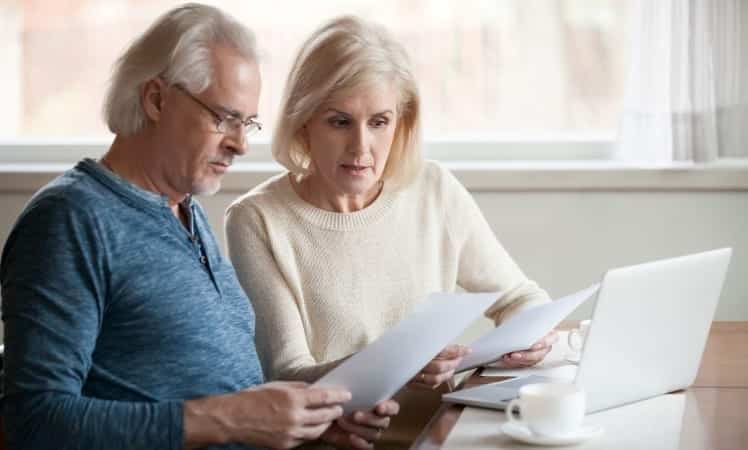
[0,0,628,141]
[0,1,745,326]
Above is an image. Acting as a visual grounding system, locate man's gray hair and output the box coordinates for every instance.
[103,3,257,136]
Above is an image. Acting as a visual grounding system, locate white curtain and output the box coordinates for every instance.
[617,0,748,163]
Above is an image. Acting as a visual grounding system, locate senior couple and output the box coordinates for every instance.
[0,3,556,450]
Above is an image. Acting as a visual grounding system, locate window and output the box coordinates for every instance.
[0,0,628,161]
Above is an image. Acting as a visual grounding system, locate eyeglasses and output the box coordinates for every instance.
[173,84,262,139]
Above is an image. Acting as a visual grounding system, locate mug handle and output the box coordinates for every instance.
[505,399,524,425]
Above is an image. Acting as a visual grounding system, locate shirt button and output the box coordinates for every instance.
[199,255,207,265]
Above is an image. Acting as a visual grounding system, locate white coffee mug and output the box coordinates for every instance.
[567,319,592,353]
[505,382,585,437]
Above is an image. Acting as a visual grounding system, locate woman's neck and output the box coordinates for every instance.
[291,175,383,213]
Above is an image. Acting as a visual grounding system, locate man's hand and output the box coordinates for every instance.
[500,330,558,368]
[184,381,350,449]
[408,344,471,389]
[321,400,400,449]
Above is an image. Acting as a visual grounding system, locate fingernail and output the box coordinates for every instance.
[512,353,522,359]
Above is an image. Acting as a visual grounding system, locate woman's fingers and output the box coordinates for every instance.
[422,357,460,375]
[502,345,552,367]
[408,345,473,389]
[500,330,558,368]
[434,344,471,360]
[532,330,559,349]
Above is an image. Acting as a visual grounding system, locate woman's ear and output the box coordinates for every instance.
[141,78,168,123]
[299,124,311,150]
[295,125,315,174]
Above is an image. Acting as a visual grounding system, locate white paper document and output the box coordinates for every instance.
[314,291,500,413]
[456,284,600,372]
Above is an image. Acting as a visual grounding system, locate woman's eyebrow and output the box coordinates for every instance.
[326,108,394,116]
[326,108,350,116]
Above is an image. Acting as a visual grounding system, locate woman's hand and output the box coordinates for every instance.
[320,400,400,449]
[500,330,559,368]
[409,344,471,389]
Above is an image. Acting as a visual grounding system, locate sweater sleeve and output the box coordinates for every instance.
[437,164,551,323]
[0,197,182,450]
[225,203,340,382]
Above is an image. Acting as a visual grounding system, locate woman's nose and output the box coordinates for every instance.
[347,124,370,154]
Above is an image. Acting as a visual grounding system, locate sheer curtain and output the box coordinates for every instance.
[617,0,748,163]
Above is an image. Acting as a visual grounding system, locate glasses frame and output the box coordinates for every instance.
[173,84,262,139]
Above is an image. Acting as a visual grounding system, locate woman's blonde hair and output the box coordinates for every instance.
[272,16,422,188]
[103,3,257,136]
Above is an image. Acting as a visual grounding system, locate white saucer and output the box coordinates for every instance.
[501,422,604,446]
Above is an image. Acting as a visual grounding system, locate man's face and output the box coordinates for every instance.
[156,46,261,196]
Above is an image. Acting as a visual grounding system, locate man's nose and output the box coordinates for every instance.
[224,131,248,156]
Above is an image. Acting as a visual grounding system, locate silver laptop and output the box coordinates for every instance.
[443,248,732,413]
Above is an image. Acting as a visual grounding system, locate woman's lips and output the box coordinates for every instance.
[340,164,369,175]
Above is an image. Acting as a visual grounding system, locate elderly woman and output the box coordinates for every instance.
[226,16,556,448]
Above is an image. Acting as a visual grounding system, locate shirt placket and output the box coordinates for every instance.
[181,200,223,296]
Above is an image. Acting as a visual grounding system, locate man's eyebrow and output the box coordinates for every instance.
[216,104,258,120]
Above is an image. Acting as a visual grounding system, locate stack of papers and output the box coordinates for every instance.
[314,291,500,413]
[314,284,598,413]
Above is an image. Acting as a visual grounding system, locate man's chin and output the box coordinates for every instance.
[192,180,222,197]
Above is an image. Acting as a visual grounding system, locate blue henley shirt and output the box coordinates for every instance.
[1,158,264,450]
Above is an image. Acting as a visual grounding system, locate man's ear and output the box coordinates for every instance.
[141,78,167,123]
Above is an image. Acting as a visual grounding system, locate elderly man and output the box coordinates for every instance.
[0,4,395,450]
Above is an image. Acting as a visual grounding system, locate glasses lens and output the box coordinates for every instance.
[217,117,242,135]
[244,119,262,137]
[217,116,262,139]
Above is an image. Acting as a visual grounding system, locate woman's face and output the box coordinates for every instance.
[301,82,399,211]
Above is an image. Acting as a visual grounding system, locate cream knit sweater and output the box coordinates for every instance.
[225,160,550,383]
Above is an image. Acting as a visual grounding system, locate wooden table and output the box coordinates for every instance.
[409,322,748,450]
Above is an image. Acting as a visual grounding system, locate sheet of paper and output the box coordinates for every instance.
[456,284,599,372]
[314,291,500,413]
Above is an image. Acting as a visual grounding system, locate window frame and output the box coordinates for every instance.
[3,137,747,194]
[0,135,615,164]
